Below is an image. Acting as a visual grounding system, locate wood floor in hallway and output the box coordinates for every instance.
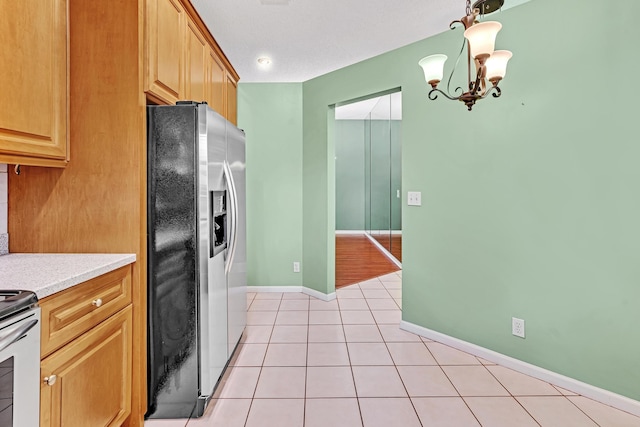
[371,234,402,262]
[335,235,400,288]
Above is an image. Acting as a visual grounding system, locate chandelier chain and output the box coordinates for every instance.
[466,0,472,16]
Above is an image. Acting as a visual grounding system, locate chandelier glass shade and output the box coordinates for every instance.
[418,0,512,111]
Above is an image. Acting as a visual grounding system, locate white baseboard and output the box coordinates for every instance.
[364,233,402,269]
[247,286,303,293]
[247,286,336,302]
[302,287,336,301]
[400,320,640,417]
[335,230,366,235]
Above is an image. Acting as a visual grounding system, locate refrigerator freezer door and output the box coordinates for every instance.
[147,105,200,418]
[226,124,247,356]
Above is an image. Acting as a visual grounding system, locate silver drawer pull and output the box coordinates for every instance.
[44,375,57,386]
[92,298,103,308]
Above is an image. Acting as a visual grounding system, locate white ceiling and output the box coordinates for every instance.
[191,0,529,83]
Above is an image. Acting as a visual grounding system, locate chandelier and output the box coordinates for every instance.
[418,0,512,111]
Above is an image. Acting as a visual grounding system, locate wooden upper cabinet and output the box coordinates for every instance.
[145,0,185,105]
[0,0,68,167]
[185,21,207,103]
[206,49,226,116]
[144,0,239,121]
[226,72,238,125]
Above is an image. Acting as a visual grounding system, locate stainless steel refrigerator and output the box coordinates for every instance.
[146,102,246,419]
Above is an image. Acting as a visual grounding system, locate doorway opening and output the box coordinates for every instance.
[334,91,402,288]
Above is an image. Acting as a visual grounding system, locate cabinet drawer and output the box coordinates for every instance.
[40,265,132,357]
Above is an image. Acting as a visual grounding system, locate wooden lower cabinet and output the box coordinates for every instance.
[38,264,134,426]
[40,301,133,427]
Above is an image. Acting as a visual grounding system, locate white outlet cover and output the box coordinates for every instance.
[512,317,525,338]
[407,191,422,206]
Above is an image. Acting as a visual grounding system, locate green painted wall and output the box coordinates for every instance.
[239,0,640,401]
[300,0,640,401]
[237,83,303,287]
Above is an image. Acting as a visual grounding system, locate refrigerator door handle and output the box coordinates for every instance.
[223,160,239,275]
[227,160,240,274]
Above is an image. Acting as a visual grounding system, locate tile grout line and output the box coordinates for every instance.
[377,301,426,426]
[342,281,366,427]
[302,295,311,426]
[243,293,282,427]
[563,395,603,427]
[429,347,486,427]
[483,364,543,427]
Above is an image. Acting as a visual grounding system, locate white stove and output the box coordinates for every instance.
[0,290,40,427]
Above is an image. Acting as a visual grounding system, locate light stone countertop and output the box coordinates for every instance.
[0,253,136,299]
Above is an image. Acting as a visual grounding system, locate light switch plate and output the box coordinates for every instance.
[407,191,422,206]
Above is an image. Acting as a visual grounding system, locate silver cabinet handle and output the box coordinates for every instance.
[92,298,103,308]
[44,375,57,386]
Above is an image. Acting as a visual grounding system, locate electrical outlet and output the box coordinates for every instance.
[512,317,525,338]
[293,262,300,273]
[407,191,422,206]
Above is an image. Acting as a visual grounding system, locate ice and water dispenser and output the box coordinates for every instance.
[211,190,227,257]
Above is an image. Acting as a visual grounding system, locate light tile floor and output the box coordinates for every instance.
[146,271,640,427]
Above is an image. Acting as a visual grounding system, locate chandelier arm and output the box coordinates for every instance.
[468,60,489,97]
[449,19,463,30]
[469,69,483,96]
[467,38,472,91]
[477,84,502,100]
[428,87,463,102]
[446,36,467,97]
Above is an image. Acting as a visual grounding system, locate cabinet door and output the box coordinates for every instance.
[40,306,132,427]
[0,0,68,167]
[206,48,226,116]
[226,72,238,125]
[185,20,207,103]
[145,0,185,104]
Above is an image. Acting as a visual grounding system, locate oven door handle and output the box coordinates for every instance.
[0,319,38,353]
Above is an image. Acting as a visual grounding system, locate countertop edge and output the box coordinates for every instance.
[0,253,137,300]
[37,255,137,299]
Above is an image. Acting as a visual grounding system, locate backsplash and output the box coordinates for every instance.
[0,163,7,254]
